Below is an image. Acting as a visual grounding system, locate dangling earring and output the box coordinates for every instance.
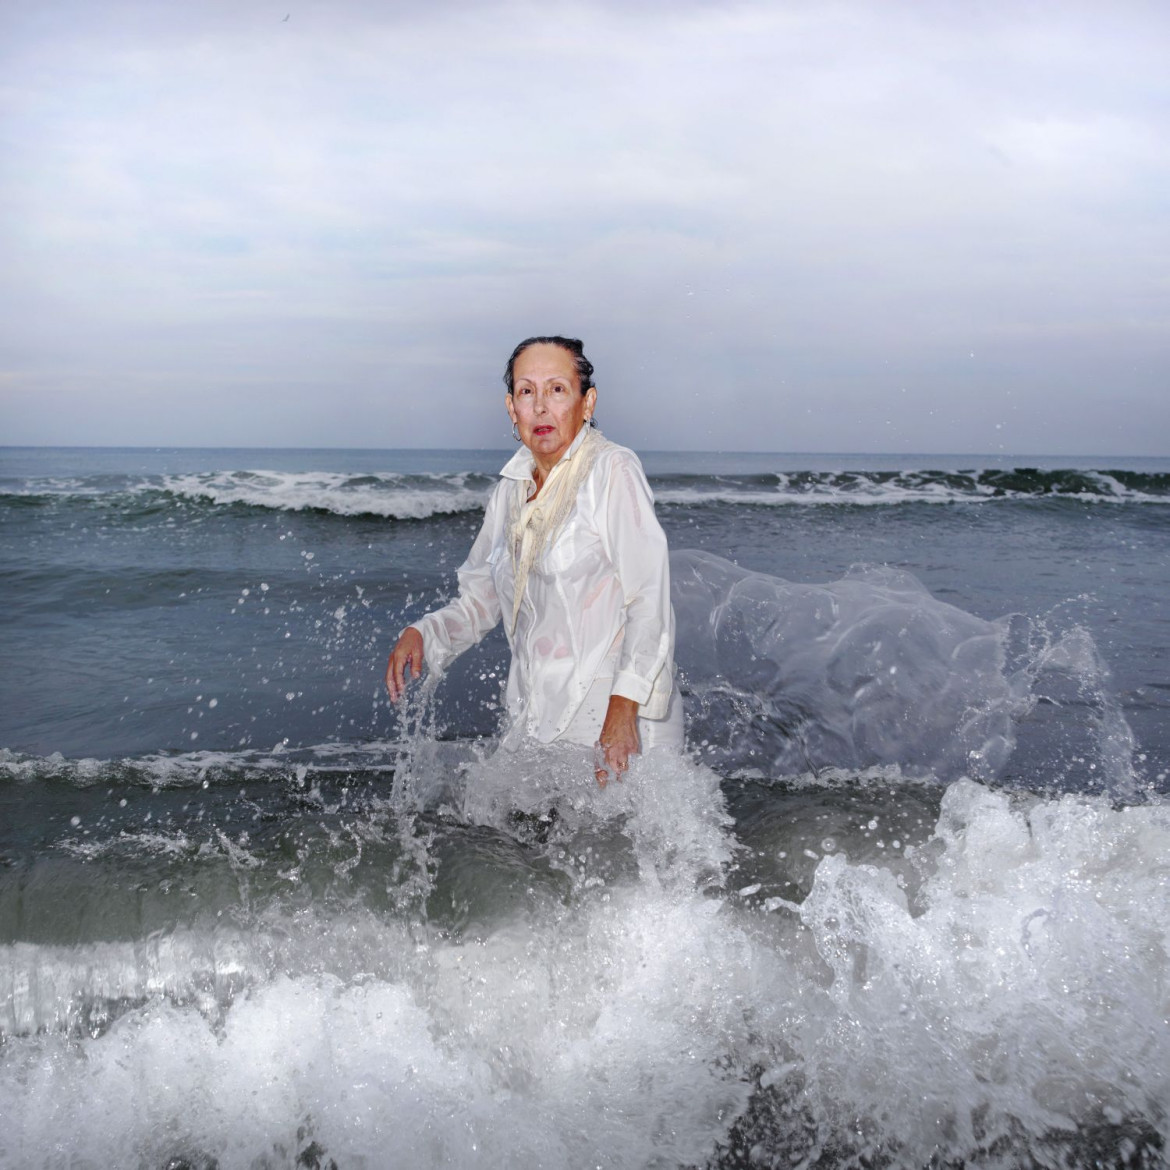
[587,415,597,429]
[512,421,521,442]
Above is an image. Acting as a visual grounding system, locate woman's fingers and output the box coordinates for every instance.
[607,743,631,773]
[386,627,424,703]
[387,652,405,701]
[390,651,412,701]
[595,743,635,786]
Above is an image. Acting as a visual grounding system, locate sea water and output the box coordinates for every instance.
[1,446,1168,1168]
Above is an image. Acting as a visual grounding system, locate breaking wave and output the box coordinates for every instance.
[160,470,495,519]
[1,748,1167,1169]
[2,466,1167,524]
[653,467,1170,507]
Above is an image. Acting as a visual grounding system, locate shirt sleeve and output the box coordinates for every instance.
[411,485,505,676]
[596,449,674,707]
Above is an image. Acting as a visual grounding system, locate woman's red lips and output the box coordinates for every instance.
[533,425,554,434]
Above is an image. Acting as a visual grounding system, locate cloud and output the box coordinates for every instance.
[1,0,1167,451]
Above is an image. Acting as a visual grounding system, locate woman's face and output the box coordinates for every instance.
[506,343,597,470]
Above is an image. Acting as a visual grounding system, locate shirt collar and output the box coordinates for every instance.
[499,422,591,483]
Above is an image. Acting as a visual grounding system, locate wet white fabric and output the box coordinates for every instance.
[560,674,685,752]
[413,425,675,744]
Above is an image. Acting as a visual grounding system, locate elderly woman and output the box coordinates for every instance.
[385,336,681,784]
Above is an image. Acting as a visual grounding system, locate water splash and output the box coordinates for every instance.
[674,550,1028,782]
[764,778,1170,1167]
[673,550,1143,800]
[2,769,1167,1167]
[1005,610,1142,799]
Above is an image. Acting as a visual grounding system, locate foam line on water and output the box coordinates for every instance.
[0,740,439,789]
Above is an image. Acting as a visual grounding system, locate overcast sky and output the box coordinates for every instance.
[1,0,1167,453]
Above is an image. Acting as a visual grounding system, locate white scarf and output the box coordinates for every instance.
[508,425,606,634]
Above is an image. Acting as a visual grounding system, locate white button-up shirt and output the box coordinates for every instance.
[413,428,674,743]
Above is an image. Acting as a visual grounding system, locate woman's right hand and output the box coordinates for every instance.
[385,626,425,703]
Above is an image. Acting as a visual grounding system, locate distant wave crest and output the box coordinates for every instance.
[654,467,1170,507]
[161,470,495,519]
[1,466,1166,518]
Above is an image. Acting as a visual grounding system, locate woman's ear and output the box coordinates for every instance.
[584,385,598,418]
[505,393,518,425]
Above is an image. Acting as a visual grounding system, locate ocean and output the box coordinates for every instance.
[1,445,1168,1169]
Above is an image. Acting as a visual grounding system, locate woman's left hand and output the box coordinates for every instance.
[596,695,640,786]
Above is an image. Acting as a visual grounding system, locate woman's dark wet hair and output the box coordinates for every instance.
[504,336,595,398]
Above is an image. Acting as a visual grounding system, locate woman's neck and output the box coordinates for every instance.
[531,454,558,490]
[528,423,590,495]
[529,447,567,497]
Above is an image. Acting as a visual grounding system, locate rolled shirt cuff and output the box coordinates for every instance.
[611,669,653,706]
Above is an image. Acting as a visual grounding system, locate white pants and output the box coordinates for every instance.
[558,676,685,753]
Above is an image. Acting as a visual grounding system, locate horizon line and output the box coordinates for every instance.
[2,444,1166,460]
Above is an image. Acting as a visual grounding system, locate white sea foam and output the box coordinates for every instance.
[655,469,1170,508]
[0,893,760,1168]
[161,469,492,519]
[1,770,1166,1167]
[786,778,1170,1163]
[0,476,96,497]
[655,474,1004,507]
[55,828,196,861]
[452,739,737,890]
[0,742,411,789]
